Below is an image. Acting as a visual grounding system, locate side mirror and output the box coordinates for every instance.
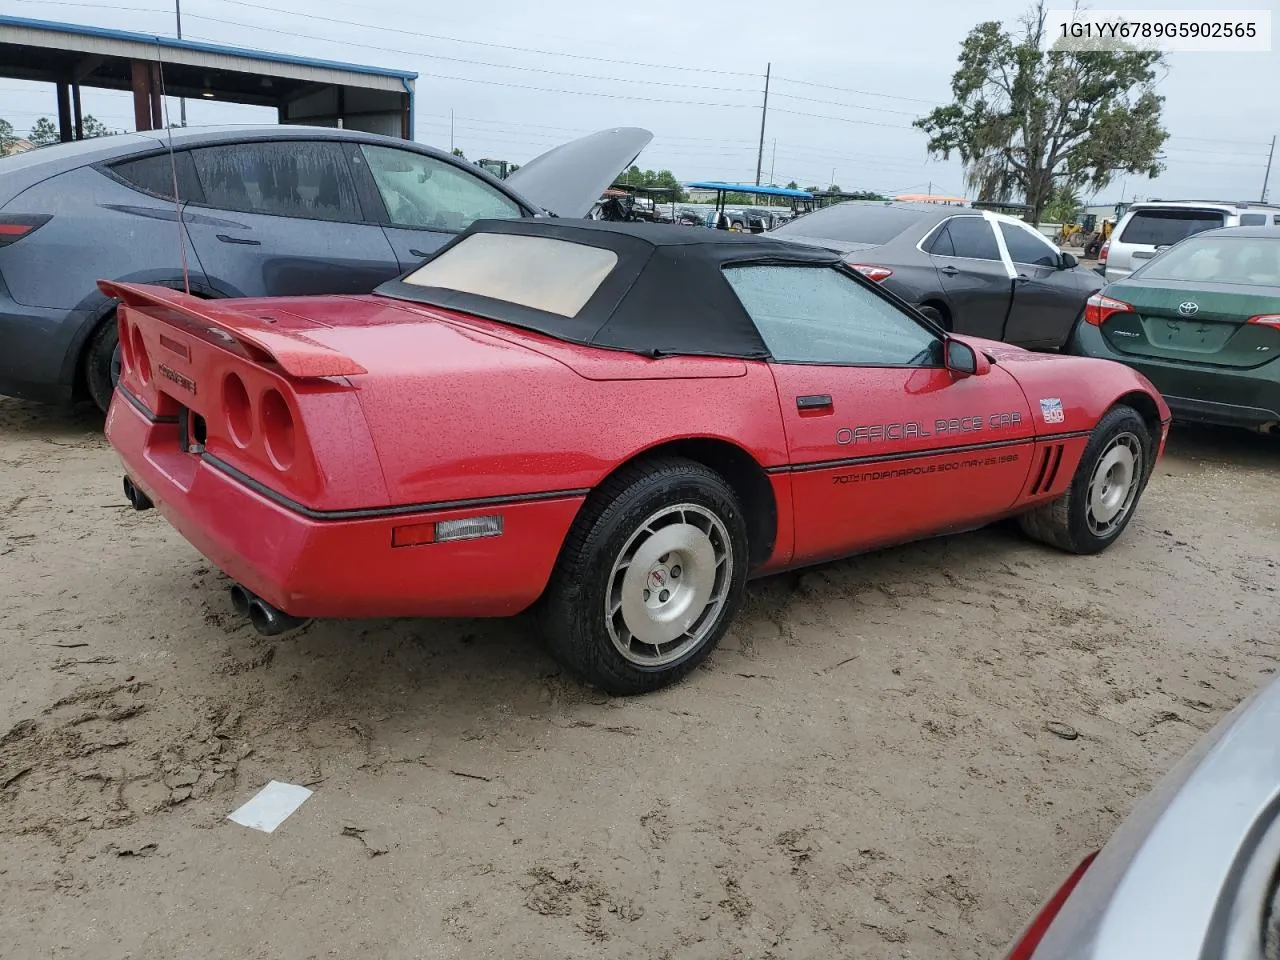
[1059,251,1078,270]
[945,337,991,378]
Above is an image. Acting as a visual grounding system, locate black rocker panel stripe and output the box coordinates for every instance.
[201,453,590,521]
[763,431,1092,474]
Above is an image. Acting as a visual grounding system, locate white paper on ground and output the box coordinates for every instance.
[227,780,313,833]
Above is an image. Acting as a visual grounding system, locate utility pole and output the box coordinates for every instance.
[174,0,186,126]
[754,63,770,186]
[1262,135,1276,202]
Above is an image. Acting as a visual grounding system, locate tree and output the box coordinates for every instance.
[828,184,842,193]
[0,118,16,155]
[913,1,1167,223]
[785,180,799,190]
[617,165,687,202]
[1042,185,1081,224]
[29,117,58,146]
[81,114,113,139]
[451,147,466,159]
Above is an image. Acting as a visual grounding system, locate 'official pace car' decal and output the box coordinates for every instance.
[834,411,1023,445]
[1039,398,1065,424]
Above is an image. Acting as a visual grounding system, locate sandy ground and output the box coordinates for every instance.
[1,396,1277,960]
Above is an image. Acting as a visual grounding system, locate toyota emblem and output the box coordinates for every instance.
[1178,301,1200,317]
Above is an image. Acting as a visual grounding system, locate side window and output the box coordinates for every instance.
[938,216,1001,261]
[110,151,206,204]
[925,222,956,256]
[190,141,362,222]
[1238,213,1267,226]
[998,222,1060,267]
[360,145,521,232]
[723,265,940,367]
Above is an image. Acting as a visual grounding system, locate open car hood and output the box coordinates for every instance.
[505,127,653,219]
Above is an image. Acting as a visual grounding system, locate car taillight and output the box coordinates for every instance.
[848,263,893,282]
[1098,240,1110,264]
[0,215,51,247]
[1004,851,1098,960]
[1247,314,1280,328]
[1084,292,1132,326]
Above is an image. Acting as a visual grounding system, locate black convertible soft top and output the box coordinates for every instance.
[374,217,842,359]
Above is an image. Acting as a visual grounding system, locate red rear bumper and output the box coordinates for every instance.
[106,393,584,619]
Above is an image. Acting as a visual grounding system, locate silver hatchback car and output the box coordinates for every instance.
[1005,674,1280,960]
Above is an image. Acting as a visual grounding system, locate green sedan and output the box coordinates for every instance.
[1069,226,1280,435]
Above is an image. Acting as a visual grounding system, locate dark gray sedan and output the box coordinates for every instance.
[770,201,1103,349]
[0,124,649,411]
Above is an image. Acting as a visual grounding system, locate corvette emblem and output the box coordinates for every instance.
[1178,301,1199,317]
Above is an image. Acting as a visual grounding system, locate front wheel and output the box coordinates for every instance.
[537,457,748,695]
[1018,405,1153,554]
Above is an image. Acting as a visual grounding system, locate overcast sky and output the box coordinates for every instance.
[1,0,1276,205]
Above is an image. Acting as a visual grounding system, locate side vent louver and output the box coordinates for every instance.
[1030,443,1065,495]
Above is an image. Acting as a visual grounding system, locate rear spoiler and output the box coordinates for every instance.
[98,281,367,378]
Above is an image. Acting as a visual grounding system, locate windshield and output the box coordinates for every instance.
[1136,234,1280,287]
[770,203,927,245]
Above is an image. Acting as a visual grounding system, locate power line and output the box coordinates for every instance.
[206,0,762,78]
[771,76,942,106]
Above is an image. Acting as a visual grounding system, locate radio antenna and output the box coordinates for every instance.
[153,39,191,296]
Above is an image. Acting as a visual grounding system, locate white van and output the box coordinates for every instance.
[1101,200,1280,281]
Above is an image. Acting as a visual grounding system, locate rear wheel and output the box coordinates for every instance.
[84,313,119,414]
[917,305,947,329]
[1018,405,1152,554]
[537,457,748,695]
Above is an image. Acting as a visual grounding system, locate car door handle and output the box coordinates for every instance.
[939,265,960,276]
[796,394,833,411]
[408,248,431,258]
[216,234,260,245]
[1015,273,1030,282]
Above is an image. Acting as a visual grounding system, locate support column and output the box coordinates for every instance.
[72,83,83,140]
[150,63,163,129]
[131,60,154,131]
[56,81,73,142]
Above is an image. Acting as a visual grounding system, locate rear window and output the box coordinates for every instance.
[403,233,618,317]
[1238,213,1268,226]
[1137,234,1280,286]
[771,203,926,244]
[1119,209,1225,246]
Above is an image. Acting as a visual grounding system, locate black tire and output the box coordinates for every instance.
[537,457,749,695]
[1018,404,1153,554]
[85,313,120,414]
[917,305,947,329]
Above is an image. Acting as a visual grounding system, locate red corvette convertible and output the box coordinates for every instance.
[105,219,1170,694]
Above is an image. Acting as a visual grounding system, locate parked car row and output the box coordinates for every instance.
[767,199,1280,436]
[0,124,652,411]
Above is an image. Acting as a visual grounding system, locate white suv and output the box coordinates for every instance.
[1101,200,1280,281]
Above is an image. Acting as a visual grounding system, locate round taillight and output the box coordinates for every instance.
[131,324,151,385]
[260,388,295,470]
[223,373,252,447]
[117,320,133,375]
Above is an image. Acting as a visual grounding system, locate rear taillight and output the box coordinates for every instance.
[1004,851,1098,960]
[1084,292,1132,326]
[848,263,893,282]
[1248,314,1280,328]
[1098,240,1110,265]
[0,215,51,247]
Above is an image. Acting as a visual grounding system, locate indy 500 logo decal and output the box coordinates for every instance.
[1039,397,1065,424]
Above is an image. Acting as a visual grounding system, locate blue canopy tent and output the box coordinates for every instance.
[686,182,814,230]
